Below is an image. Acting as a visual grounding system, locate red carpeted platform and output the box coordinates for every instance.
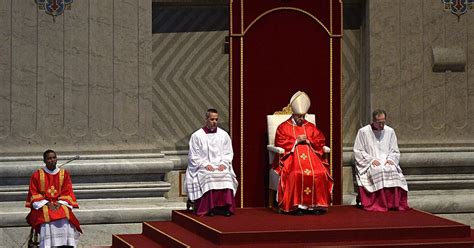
[112,206,474,247]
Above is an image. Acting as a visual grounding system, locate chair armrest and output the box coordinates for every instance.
[267,145,285,154]
[323,146,331,153]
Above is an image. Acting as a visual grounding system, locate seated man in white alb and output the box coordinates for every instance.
[185,109,238,216]
[353,109,410,211]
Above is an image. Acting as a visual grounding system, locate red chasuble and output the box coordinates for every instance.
[25,168,82,233]
[275,118,333,212]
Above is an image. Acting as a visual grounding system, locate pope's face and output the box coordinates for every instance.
[292,113,306,126]
[206,112,219,130]
[372,113,386,131]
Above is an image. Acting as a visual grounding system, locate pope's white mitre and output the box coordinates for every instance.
[290,91,311,114]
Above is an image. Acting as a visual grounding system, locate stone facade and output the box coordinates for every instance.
[366,0,474,146]
[0,0,153,154]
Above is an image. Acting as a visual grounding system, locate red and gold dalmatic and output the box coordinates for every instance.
[25,168,82,233]
[275,119,333,212]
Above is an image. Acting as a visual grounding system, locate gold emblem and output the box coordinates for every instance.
[300,153,307,160]
[304,187,311,195]
[47,186,57,197]
[304,169,311,175]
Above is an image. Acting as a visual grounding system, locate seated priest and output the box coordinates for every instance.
[26,149,82,247]
[185,108,238,217]
[274,91,333,215]
[353,109,410,211]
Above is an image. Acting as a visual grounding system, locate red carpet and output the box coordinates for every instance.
[112,206,474,247]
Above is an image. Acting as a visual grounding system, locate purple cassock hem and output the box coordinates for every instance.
[194,189,235,216]
[358,186,410,212]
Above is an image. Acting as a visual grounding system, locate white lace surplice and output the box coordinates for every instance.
[185,127,238,201]
[40,218,80,248]
[353,125,408,193]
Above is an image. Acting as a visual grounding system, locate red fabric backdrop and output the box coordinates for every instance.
[230,1,342,207]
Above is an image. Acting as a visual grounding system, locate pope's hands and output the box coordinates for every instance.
[205,165,215,171]
[296,135,308,144]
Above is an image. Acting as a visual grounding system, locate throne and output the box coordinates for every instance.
[266,106,330,208]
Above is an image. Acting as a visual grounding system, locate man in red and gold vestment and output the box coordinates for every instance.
[26,149,82,247]
[274,91,333,215]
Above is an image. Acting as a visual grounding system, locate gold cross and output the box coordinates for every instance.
[304,187,311,195]
[304,169,311,175]
[300,153,307,160]
[47,186,57,197]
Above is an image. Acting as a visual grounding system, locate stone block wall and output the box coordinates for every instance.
[0,0,153,154]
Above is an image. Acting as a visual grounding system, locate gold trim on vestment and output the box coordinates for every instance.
[307,145,316,206]
[62,205,70,219]
[31,194,43,201]
[42,205,50,222]
[58,195,77,206]
[59,169,64,195]
[144,222,191,248]
[39,169,45,193]
[292,124,304,203]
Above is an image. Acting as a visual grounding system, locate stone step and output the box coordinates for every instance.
[409,189,474,214]
[0,158,174,182]
[343,148,474,175]
[0,197,186,227]
[405,174,474,190]
[0,153,175,180]
[0,153,166,162]
[0,153,177,205]
[406,174,474,180]
[0,181,171,201]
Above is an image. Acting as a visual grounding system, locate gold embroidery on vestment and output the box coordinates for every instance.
[300,153,307,160]
[47,186,57,197]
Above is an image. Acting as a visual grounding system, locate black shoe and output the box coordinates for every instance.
[294,209,304,216]
[206,211,215,217]
[223,210,232,217]
[186,199,194,211]
[313,209,326,215]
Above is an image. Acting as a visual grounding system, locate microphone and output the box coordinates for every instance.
[58,155,80,168]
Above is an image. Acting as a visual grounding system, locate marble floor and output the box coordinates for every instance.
[0,223,142,248]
